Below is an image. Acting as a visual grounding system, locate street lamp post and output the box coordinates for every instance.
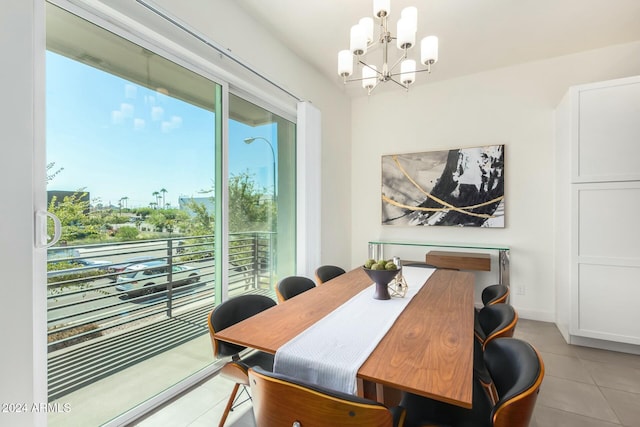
[244,136,277,288]
[243,137,276,199]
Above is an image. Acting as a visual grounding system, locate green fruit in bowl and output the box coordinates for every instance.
[364,259,376,269]
[385,262,398,271]
[370,263,382,270]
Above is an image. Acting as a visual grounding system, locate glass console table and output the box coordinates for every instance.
[368,240,510,287]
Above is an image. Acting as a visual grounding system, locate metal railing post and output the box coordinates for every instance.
[166,239,173,317]
[253,233,259,289]
[269,233,274,290]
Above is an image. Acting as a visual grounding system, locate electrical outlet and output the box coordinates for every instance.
[516,285,525,295]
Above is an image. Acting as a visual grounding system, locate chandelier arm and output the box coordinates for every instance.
[389,67,433,78]
[358,59,383,76]
[387,50,408,74]
[367,80,381,95]
[343,75,373,84]
[388,76,409,90]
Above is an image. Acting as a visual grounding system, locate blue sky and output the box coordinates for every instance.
[46,51,277,209]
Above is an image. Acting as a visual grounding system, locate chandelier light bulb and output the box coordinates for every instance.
[400,59,416,85]
[396,18,415,50]
[359,17,374,44]
[350,24,367,56]
[362,65,378,89]
[337,50,354,77]
[373,0,390,18]
[421,36,439,66]
[401,7,418,33]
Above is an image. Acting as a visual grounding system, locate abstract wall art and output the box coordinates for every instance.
[381,145,505,227]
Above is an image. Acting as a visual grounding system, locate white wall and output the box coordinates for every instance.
[350,41,640,321]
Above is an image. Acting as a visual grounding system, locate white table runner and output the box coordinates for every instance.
[273,266,435,394]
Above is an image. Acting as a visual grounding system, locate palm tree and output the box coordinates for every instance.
[152,191,160,209]
[160,188,168,209]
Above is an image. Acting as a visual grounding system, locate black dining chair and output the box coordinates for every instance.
[249,366,406,427]
[275,275,316,303]
[314,264,346,284]
[473,303,518,403]
[475,303,518,349]
[207,294,276,427]
[481,284,510,306]
[400,337,544,427]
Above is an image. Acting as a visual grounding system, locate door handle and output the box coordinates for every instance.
[35,210,62,248]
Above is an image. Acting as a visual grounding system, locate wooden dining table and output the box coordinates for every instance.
[214,266,475,408]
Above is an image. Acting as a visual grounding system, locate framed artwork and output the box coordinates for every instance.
[381,145,505,227]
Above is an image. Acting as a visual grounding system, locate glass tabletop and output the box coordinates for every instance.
[368,240,510,251]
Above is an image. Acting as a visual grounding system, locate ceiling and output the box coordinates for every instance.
[236,0,640,96]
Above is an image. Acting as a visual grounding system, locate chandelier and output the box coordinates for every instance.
[337,0,439,94]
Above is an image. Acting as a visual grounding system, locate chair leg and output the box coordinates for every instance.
[219,383,240,427]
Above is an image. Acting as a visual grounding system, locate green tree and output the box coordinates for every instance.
[184,199,214,235]
[48,190,101,242]
[114,226,139,240]
[146,208,190,234]
[133,207,153,220]
[228,171,272,232]
[151,191,160,209]
[160,188,168,209]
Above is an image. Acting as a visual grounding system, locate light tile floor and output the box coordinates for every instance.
[132,319,640,427]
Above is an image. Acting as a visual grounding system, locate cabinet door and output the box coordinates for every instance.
[574,77,640,183]
[572,182,640,344]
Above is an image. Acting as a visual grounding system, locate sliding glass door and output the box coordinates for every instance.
[45,3,298,424]
[46,4,221,424]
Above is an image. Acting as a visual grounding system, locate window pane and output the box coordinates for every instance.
[46,4,219,425]
[228,94,296,299]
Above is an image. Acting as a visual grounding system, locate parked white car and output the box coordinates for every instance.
[115,260,200,297]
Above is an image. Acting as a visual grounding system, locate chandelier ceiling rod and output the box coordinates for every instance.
[337,0,439,95]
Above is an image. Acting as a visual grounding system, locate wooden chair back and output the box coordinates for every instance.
[248,367,396,427]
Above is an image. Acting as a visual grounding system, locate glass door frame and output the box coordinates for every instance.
[41,1,303,424]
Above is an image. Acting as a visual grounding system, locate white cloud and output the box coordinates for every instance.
[161,121,173,133]
[120,103,134,118]
[151,106,164,121]
[134,118,146,130]
[161,116,183,133]
[125,84,137,99]
[170,116,182,128]
[111,110,124,125]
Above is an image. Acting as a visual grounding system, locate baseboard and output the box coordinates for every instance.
[568,335,640,355]
[512,307,555,323]
[473,303,555,323]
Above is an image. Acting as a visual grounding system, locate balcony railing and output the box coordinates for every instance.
[46,232,275,400]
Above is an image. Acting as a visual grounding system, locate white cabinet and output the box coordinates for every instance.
[555,76,640,347]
